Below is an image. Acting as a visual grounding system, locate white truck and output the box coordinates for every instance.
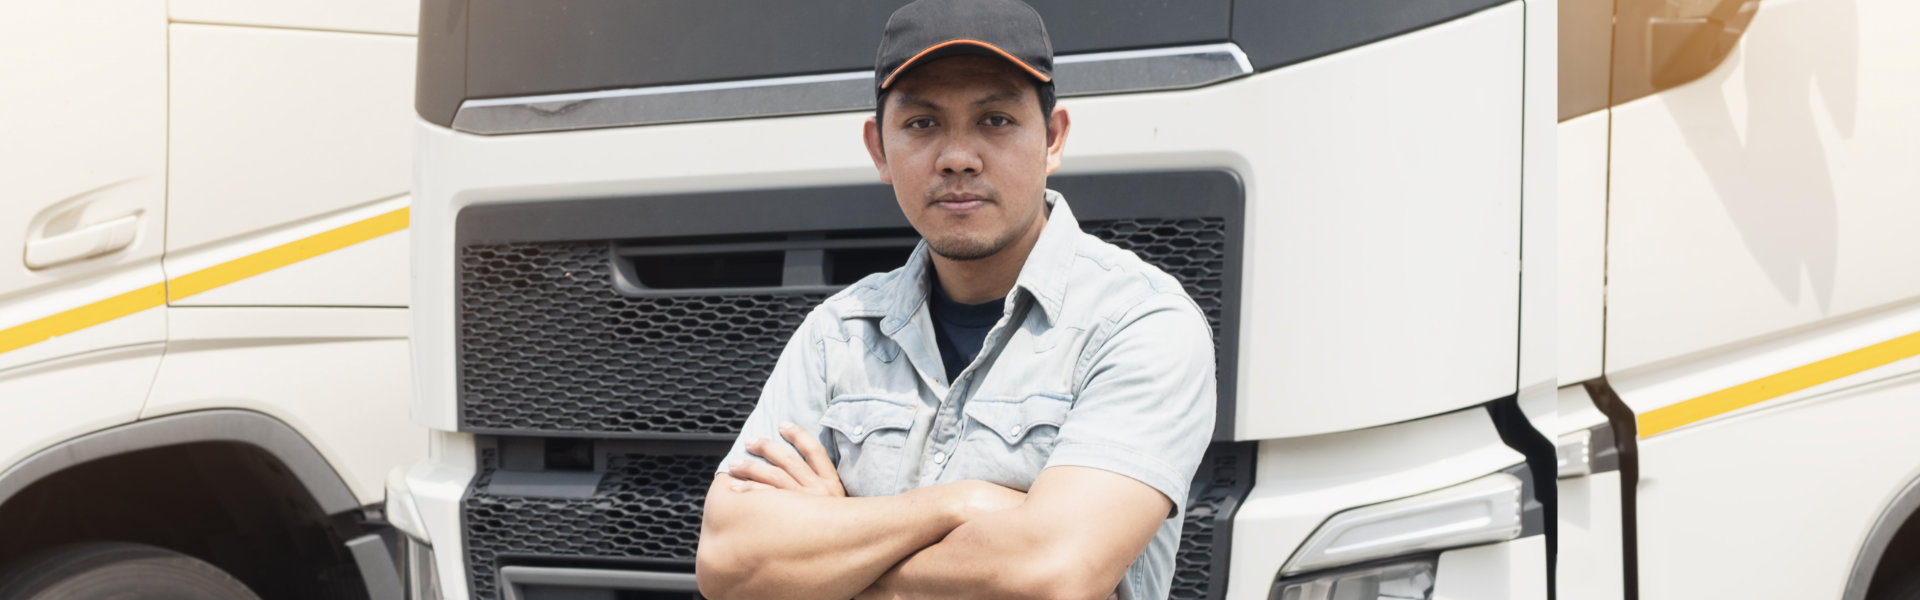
[1552,0,1920,599]
[396,1,1558,599]
[0,2,420,598]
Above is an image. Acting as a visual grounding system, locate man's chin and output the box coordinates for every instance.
[926,237,1005,262]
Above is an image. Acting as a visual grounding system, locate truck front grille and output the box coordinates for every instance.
[458,218,1227,438]
[454,171,1248,600]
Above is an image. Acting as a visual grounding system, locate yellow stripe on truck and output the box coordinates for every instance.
[1639,329,1920,437]
[0,206,409,356]
[0,284,169,355]
[168,207,409,302]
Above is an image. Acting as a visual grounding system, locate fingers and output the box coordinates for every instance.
[779,422,845,496]
[747,436,819,489]
[727,478,775,493]
[728,456,799,490]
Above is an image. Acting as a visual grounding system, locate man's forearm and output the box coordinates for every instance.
[696,475,967,600]
[857,466,1171,600]
[856,506,1109,600]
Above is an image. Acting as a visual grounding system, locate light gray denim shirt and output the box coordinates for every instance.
[719,191,1217,600]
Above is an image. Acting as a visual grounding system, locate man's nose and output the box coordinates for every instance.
[935,137,983,175]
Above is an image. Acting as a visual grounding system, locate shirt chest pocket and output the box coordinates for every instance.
[954,393,1073,490]
[819,394,917,498]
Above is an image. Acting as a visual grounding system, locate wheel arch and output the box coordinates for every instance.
[0,409,358,514]
[0,409,381,600]
[1845,472,1920,600]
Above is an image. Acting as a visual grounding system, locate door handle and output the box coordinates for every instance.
[25,214,140,269]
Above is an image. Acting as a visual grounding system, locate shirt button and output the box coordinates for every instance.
[932,451,948,465]
[852,425,865,437]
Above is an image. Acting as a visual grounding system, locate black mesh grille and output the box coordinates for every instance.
[459,242,828,435]
[462,450,713,600]
[457,218,1227,436]
[1172,448,1249,600]
[1083,218,1228,339]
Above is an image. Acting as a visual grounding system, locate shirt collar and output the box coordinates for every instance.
[875,189,1078,334]
[1011,189,1076,324]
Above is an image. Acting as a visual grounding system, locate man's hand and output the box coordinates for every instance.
[729,421,845,497]
[731,422,1027,518]
[697,420,1026,600]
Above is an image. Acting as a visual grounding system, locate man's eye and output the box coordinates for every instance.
[983,115,1012,127]
[906,118,935,129]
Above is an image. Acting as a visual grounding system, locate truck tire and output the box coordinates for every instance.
[1881,571,1920,600]
[0,542,260,600]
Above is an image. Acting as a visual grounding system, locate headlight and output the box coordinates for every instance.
[1272,558,1436,600]
[1282,470,1526,575]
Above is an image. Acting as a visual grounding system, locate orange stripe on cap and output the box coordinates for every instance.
[881,39,1052,89]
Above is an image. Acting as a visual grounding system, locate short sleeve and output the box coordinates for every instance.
[715,309,833,477]
[1044,294,1216,511]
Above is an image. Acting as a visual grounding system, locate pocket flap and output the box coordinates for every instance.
[963,394,1072,445]
[820,395,917,444]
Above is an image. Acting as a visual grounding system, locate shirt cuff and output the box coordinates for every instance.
[1045,441,1192,515]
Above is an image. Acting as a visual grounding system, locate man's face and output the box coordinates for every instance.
[864,55,1067,261]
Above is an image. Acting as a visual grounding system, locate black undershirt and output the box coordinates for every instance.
[927,278,1004,383]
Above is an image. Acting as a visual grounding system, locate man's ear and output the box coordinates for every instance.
[1044,106,1071,176]
[863,117,892,184]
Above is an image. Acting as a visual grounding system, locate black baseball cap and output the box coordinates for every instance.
[874,0,1054,98]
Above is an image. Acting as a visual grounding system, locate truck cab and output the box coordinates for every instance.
[399,1,1557,599]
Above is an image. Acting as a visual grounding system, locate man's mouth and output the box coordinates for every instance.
[932,193,989,212]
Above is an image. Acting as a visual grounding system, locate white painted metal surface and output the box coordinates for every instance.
[142,307,425,504]
[1557,473,1625,600]
[1633,369,1920,599]
[1605,0,1920,374]
[1518,0,1560,419]
[1225,408,1525,599]
[0,344,164,476]
[0,1,170,465]
[169,0,421,36]
[1557,111,1608,385]
[165,195,411,307]
[1610,296,1920,421]
[167,24,415,268]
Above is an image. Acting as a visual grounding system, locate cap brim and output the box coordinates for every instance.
[880,39,1052,90]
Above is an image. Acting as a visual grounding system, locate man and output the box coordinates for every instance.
[694,1,1215,599]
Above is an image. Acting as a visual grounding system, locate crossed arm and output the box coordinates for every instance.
[694,423,1171,600]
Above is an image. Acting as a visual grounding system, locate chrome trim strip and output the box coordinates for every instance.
[1052,42,1253,96]
[1556,430,1591,478]
[451,43,1253,135]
